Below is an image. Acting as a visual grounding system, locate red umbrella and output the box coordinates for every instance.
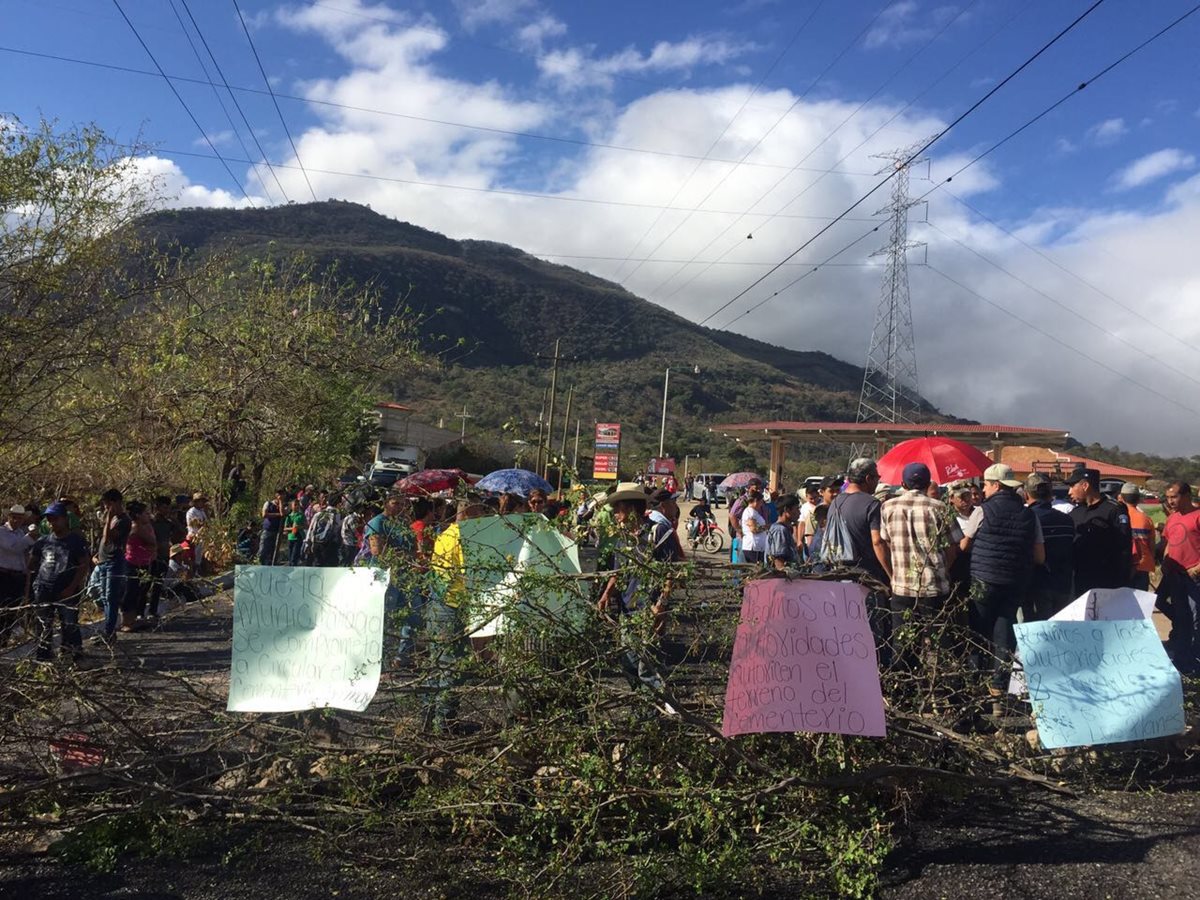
[395,468,471,496]
[876,437,993,486]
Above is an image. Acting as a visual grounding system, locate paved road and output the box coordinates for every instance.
[3,553,1197,899]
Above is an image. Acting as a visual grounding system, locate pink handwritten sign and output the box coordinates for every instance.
[722,579,886,738]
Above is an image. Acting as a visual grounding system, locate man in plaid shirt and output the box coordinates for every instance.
[879,462,961,667]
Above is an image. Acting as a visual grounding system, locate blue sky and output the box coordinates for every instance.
[5,1,1200,454]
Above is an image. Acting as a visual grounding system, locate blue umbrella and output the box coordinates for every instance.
[475,468,554,497]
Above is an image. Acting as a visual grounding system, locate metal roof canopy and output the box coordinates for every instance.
[712,421,1070,449]
[711,421,1071,491]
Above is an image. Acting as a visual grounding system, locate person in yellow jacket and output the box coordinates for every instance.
[426,500,490,733]
[1119,483,1157,591]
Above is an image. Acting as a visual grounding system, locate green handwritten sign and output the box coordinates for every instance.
[458,514,586,637]
[228,566,389,713]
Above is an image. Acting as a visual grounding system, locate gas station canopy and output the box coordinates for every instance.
[711,421,1072,491]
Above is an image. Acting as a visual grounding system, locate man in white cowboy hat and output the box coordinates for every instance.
[960,463,1044,698]
[597,483,680,713]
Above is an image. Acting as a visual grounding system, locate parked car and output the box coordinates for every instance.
[694,473,729,507]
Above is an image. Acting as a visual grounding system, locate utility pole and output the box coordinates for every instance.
[536,339,571,480]
[535,387,548,474]
[557,385,574,494]
[454,405,473,439]
[572,419,580,470]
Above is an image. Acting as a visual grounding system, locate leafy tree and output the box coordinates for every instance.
[116,253,426,502]
[0,118,155,492]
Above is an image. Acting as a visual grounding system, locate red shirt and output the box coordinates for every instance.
[1164,508,1200,570]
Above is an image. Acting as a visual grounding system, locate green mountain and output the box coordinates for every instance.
[138,200,940,475]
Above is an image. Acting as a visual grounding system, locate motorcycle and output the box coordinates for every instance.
[686,517,725,553]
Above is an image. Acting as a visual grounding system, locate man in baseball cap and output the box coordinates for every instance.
[878,462,958,668]
[1023,472,1075,619]
[960,462,1044,698]
[28,501,91,661]
[1066,467,1131,594]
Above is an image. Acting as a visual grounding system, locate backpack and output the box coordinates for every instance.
[819,496,857,565]
[311,510,338,545]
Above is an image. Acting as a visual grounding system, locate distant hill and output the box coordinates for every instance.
[137,200,942,472]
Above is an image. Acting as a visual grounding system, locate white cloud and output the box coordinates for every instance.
[864,2,961,50]
[516,13,566,51]
[538,36,754,91]
[156,2,1200,456]
[1086,117,1127,145]
[1053,137,1077,156]
[453,0,537,30]
[130,156,263,209]
[1112,148,1195,191]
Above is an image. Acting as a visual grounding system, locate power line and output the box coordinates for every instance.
[176,0,289,204]
[720,0,1200,338]
[924,263,1200,418]
[651,0,1026,305]
[231,0,317,201]
[0,44,878,179]
[167,0,281,205]
[109,0,254,206]
[923,219,1200,389]
[942,187,1197,355]
[691,0,1109,330]
[716,225,886,330]
[716,1,1200,335]
[153,147,883,220]
[612,1,896,289]
[607,0,831,285]
[533,254,881,267]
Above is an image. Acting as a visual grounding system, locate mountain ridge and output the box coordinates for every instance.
[137,200,942,470]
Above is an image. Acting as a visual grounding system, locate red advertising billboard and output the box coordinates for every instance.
[593,422,621,480]
[647,457,676,475]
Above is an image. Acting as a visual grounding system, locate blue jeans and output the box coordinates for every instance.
[97,558,127,638]
[34,589,81,658]
[422,596,465,730]
[1163,570,1200,673]
[287,539,303,567]
[395,588,427,664]
[259,529,279,565]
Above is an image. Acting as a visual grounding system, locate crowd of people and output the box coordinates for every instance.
[0,491,212,661]
[700,460,1200,685]
[7,458,1197,727]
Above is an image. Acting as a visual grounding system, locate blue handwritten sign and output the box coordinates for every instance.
[1014,619,1184,749]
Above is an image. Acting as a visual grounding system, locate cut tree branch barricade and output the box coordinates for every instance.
[0,523,1195,897]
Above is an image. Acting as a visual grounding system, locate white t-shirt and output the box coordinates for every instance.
[741,507,767,553]
[185,505,207,538]
[798,501,817,539]
[0,522,33,572]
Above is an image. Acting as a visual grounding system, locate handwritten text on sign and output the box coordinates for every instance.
[722,579,886,738]
[228,566,388,713]
[1014,618,1184,749]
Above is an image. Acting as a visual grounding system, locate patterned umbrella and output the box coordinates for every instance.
[395,468,471,496]
[876,436,994,486]
[475,468,554,497]
[718,471,762,490]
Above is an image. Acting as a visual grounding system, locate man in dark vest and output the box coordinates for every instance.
[960,464,1045,695]
[1024,473,1075,619]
